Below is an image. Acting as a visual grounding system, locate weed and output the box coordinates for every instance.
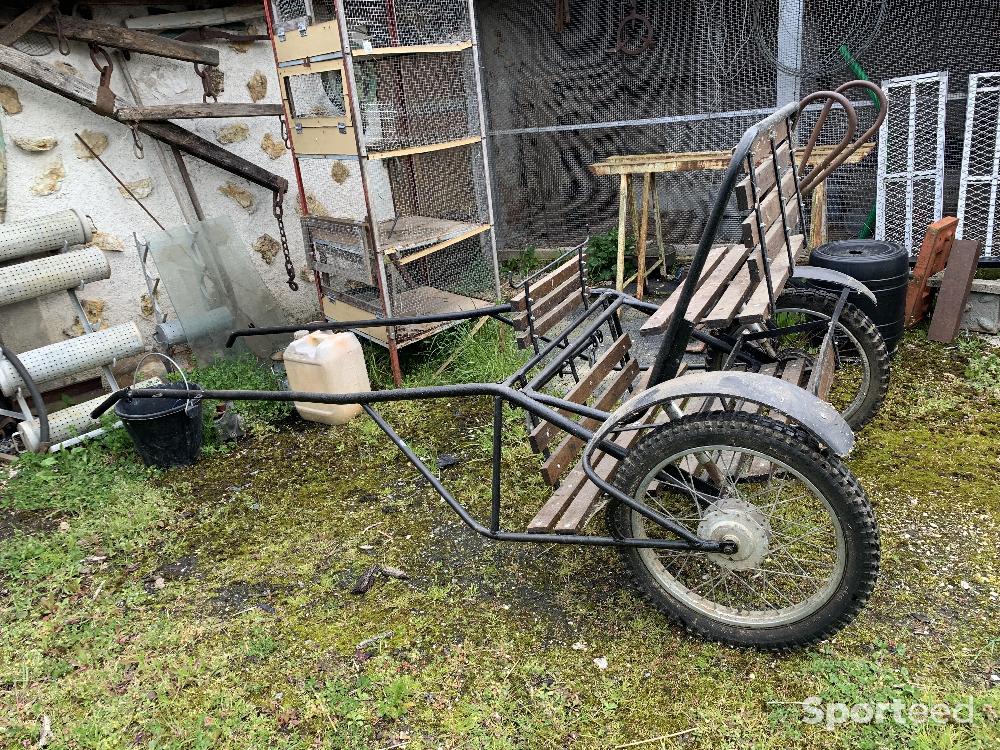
[586,228,635,283]
[956,335,1000,392]
[501,246,543,276]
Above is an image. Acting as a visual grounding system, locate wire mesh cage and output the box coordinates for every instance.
[342,0,472,49]
[285,69,347,120]
[958,72,1000,259]
[270,0,310,28]
[876,73,947,256]
[477,0,1000,257]
[383,233,496,331]
[302,215,375,285]
[356,51,480,153]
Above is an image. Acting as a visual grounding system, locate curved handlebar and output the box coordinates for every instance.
[797,80,888,194]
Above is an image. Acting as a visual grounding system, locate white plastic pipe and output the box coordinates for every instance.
[18,378,160,452]
[0,322,144,397]
[0,209,93,264]
[0,248,110,307]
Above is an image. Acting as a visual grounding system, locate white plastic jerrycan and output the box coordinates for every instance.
[283,330,371,425]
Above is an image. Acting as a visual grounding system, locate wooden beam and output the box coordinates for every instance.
[117,103,285,121]
[0,45,286,194]
[124,7,262,31]
[0,1,55,47]
[0,13,219,66]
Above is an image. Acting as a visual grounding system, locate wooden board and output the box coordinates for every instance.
[734,142,791,210]
[540,360,640,485]
[589,143,873,177]
[513,273,582,331]
[640,245,751,334]
[516,290,585,346]
[529,335,632,452]
[510,256,580,311]
[928,240,983,342]
[0,12,220,66]
[366,136,482,161]
[700,264,756,327]
[740,170,798,246]
[639,245,731,335]
[116,103,284,121]
[733,238,800,324]
[905,217,958,327]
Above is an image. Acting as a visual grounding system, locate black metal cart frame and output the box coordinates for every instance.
[92,86,884,558]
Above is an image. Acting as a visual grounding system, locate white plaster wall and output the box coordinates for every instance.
[0,6,319,358]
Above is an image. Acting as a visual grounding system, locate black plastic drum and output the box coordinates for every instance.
[809,240,910,355]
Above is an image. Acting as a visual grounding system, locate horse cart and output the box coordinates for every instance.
[94,82,891,649]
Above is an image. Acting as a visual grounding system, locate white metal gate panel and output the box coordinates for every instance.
[876,72,948,256]
[957,72,1000,259]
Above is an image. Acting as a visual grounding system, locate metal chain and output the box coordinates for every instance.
[53,8,70,55]
[279,115,292,150]
[130,121,145,160]
[273,190,299,291]
[193,63,219,103]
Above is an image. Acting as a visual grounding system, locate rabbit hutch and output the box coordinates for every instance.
[266,0,499,382]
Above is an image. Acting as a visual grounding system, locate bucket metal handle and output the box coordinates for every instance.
[131,352,199,416]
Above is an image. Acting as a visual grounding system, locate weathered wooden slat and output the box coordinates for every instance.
[742,190,802,256]
[700,264,756,327]
[735,142,791,210]
[1,14,220,66]
[733,239,800,324]
[0,45,286,194]
[815,347,836,400]
[124,6,262,31]
[639,245,731,336]
[740,170,797,246]
[529,334,632,452]
[540,360,640,486]
[927,239,983,343]
[0,2,56,46]
[516,288,584,346]
[642,245,752,334]
[749,118,790,164]
[117,103,285,121]
[519,272,582,325]
[510,256,580,311]
[528,370,655,532]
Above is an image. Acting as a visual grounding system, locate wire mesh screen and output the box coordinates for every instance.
[477,0,1000,255]
[356,51,480,153]
[302,216,374,285]
[958,72,1000,258]
[342,0,472,48]
[383,233,496,330]
[285,69,347,119]
[270,0,309,27]
[876,73,947,255]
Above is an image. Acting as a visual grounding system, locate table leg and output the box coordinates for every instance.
[636,172,652,299]
[616,173,628,291]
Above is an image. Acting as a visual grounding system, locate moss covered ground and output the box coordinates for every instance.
[2,330,1000,749]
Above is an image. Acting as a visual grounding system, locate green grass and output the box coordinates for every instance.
[2,332,1000,748]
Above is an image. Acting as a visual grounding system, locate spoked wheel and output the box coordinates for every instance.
[709,288,890,430]
[608,412,880,649]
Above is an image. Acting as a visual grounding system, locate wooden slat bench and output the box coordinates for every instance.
[640,119,808,339]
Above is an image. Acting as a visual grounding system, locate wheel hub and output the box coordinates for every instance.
[698,498,771,571]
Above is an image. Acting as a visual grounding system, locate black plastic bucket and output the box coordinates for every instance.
[809,240,910,356]
[115,379,204,468]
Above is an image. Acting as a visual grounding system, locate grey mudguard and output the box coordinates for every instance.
[791,266,878,305]
[588,370,855,458]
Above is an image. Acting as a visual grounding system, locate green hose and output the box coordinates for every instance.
[838,45,880,239]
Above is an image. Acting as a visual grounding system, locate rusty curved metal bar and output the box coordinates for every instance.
[798,81,888,194]
[797,89,858,194]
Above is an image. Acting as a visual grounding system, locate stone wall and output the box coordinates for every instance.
[0,6,318,360]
